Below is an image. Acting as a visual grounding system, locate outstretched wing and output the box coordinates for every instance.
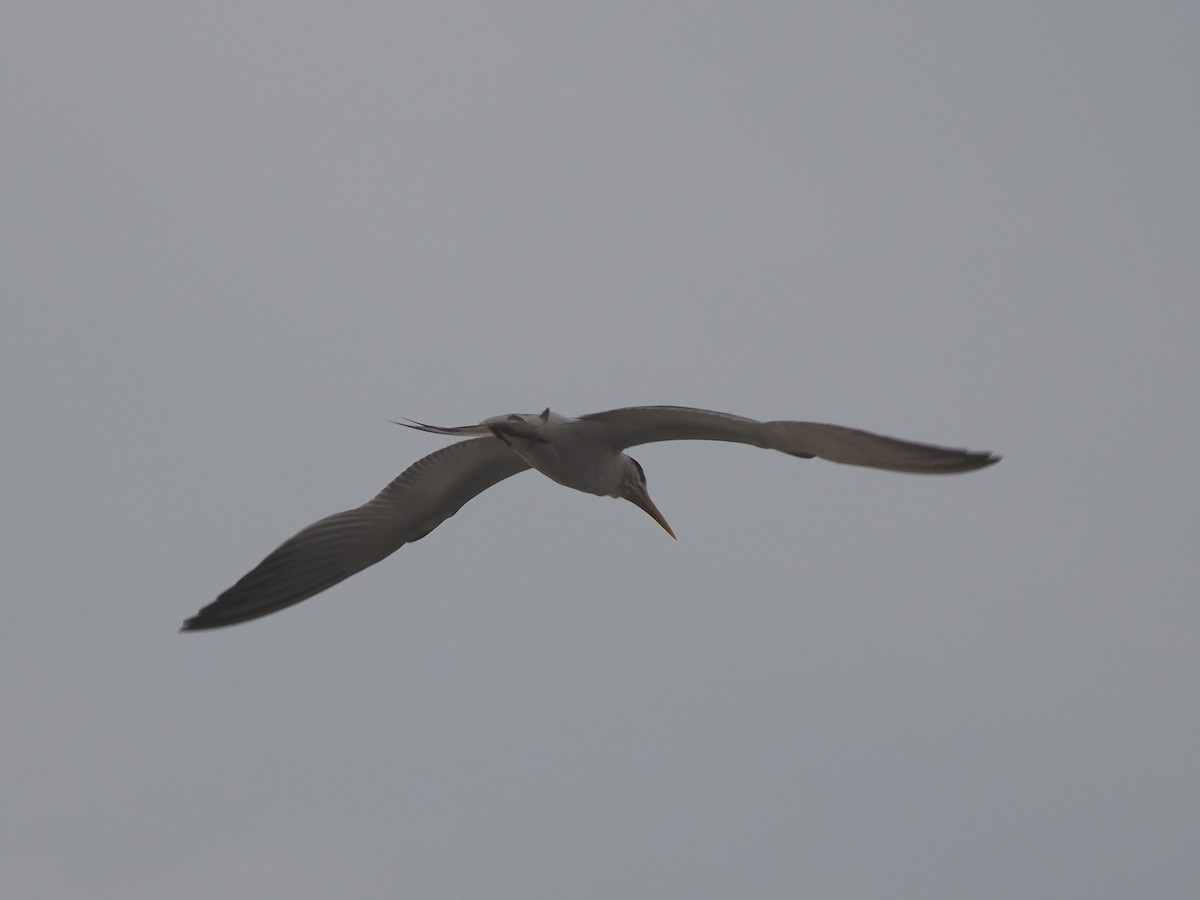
[182,437,528,630]
[579,406,999,473]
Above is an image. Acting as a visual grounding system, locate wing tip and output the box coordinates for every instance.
[180,585,289,632]
[966,452,1002,471]
[179,609,244,632]
[923,450,1001,473]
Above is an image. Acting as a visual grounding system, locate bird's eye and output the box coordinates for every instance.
[630,458,646,483]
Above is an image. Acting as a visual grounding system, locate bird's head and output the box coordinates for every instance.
[617,456,676,539]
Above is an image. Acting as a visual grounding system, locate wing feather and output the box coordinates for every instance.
[579,406,998,473]
[579,406,768,447]
[182,438,527,630]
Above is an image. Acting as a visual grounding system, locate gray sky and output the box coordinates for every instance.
[4,3,1198,898]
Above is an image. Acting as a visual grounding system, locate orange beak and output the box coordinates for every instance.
[628,490,676,539]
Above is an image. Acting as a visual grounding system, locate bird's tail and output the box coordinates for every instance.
[392,419,492,436]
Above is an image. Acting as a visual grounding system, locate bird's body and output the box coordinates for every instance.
[183,405,999,631]
[452,409,627,496]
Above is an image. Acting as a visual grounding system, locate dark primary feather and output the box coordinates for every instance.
[182,438,528,630]
[581,406,999,473]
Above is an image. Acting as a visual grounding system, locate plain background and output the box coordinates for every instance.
[4,3,1198,898]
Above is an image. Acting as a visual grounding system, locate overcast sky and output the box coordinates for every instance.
[4,3,1198,898]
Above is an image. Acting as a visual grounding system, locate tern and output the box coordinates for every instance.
[182,406,999,630]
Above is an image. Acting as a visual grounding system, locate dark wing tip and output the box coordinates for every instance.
[179,611,229,632]
[905,449,1001,474]
[958,452,1002,472]
[179,602,263,632]
[781,446,1002,473]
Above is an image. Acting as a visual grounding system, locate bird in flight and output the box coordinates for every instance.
[182,406,999,630]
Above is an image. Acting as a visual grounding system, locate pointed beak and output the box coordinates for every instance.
[628,489,676,539]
